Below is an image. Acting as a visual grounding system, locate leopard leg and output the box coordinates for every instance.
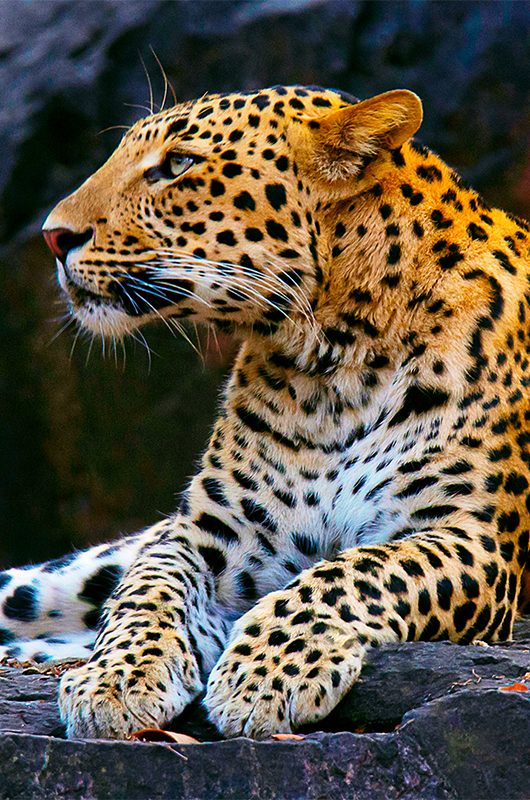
[0,529,152,662]
[205,528,525,738]
[0,632,96,663]
[58,505,284,739]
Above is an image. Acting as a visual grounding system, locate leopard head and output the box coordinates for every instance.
[43,86,422,346]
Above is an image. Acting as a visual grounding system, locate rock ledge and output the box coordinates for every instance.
[1,620,529,799]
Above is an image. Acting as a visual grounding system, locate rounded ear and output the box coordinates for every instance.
[309,90,423,181]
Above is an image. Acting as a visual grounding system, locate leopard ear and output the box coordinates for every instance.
[310,90,423,181]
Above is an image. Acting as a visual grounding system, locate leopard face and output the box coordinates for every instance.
[42,85,421,347]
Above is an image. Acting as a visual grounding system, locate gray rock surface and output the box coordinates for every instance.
[1,619,529,799]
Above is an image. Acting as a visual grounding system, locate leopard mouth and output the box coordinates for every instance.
[65,277,111,307]
[58,264,140,336]
[60,262,194,318]
[60,264,116,312]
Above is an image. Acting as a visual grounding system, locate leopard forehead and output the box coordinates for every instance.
[123,85,359,150]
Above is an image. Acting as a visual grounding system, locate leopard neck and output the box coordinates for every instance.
[250,145,480,381]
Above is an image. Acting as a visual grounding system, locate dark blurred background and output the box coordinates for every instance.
[1,0,529,567]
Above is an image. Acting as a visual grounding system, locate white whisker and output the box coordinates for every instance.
[192,321,204,364]
[139,54,156,115]
[69,325,83,362]
[120,337,127,372]
[48,316,75,346]
[84,332,95,367]
[141,255,320,340]
[111,335,118,368]
[148,249,320,328]
[117,274,206,359]
[146,260,295,308]
[149,46,176,110]
[99,318,106,359]
[98,124,131,136]
[117,271,214,312]
[170,317,204,361]
[131,328,154,373]
[123,102,156,116]
[210,325,222,359]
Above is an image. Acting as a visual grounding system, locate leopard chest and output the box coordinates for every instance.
[258,419,417,557]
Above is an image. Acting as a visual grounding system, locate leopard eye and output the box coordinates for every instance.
[144,152,197,183]
[167,154,195,178]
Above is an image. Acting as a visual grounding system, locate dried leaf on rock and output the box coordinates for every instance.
[130,728,200,744]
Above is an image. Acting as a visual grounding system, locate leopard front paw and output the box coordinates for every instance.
[204,592,363,739]
[59,647,202,739]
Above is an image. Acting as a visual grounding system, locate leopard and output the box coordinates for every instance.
[1,84,529,741]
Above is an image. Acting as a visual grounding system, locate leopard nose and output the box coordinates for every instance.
[43,227,93,263]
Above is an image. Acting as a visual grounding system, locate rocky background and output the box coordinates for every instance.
[1,0,530,567]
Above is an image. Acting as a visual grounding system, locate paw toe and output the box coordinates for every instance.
[205,639,361,739]
[59,658,195,739]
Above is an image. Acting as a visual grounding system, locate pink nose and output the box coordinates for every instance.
[43,227,93,263]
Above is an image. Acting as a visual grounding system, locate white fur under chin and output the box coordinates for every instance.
[56,259,143,338]
[73,301,140,338]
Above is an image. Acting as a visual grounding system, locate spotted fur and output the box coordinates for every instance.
[2,85,529,740]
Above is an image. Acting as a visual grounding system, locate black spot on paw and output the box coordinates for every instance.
[3,585,39,621]
[77,565,124,607]
[0,573,12,591]
[83,608,102,630]
[42,553,77,572]
[0,628,16,645]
